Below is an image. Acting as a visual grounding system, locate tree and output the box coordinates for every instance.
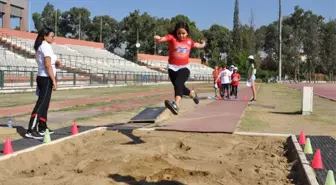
[255,26,267,51]
[232,0,240,50]
[153,17,171,56]
[32,3,61,33]
[285,6,308,81]
[87,15,120,51]
[119,10,157,61]
[302,11,324,82]
[202,24,231,67]
[320,19,336,81]
[61,7,92,40]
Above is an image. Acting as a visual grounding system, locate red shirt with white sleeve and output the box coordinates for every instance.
[165,34,195,66]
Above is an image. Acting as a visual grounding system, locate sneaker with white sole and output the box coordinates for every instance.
[38,127,54,136]
[165,100,179,115]
[25,130,44,140]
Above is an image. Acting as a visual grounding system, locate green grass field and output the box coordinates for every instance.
[0,83,212,108]
[239,84,336,137]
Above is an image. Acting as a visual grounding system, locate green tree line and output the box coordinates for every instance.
[33,2,336,82]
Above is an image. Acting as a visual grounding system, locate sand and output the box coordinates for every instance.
[0,130,294,185]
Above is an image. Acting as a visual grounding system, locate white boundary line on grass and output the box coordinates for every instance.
[0,127,107,162]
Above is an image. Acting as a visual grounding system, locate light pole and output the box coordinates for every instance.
[154,31,156,55]
[55,8,57,36]
[78,13,81,40]
[100,17,102,43]
[135,28,140,62]
[278,0,282,82]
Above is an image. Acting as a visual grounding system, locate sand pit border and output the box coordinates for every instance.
[290,135,319,185]
[0,127,107,162]
[0,127,319,185]
[234,131,291,137]
[234,132,319,185]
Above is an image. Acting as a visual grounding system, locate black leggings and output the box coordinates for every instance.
[232,85,238,96]
[168,68,191,97]
[28,76,53,131]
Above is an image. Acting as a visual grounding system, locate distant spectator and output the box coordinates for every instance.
[212,65,222,97]
[231,67,241,99]
[216,64,231,99]
[229,64,235,96]
[247,55,257,101]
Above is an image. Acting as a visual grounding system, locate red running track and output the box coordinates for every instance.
[284,83,336,101]
[156,85,258,133]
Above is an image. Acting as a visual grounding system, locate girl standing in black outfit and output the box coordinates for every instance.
[25,28,60,140]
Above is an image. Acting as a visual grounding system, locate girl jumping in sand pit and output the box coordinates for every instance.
[154,21,206,115]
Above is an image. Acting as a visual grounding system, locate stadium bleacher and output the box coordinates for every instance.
[137,54,214,77]
[0,35,162,74]
[0,28,212,88]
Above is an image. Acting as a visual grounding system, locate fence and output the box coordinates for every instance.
[0,69,213,89]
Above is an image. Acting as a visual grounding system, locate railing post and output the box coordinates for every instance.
[0,70,3,88]
[114,74,117,85]
[103,73,106,84]
[73,72,76,86]
[89,73,92,85]
[30,71,33,87]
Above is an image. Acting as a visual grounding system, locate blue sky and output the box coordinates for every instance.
[22,0,336,31]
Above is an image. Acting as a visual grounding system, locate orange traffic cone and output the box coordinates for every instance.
[312,149,323,169]
[299,130,306,145]
[3,138,13,155]
[71,121,79,135]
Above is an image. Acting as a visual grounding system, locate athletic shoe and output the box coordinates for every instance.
[25,130,44,140]
[235,96,238,99]
[38,127,54,136]
[165,100,179,115]
[191,90,199,104]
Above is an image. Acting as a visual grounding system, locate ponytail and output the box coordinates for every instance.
[33,34,44,51]
[33,27,54,51]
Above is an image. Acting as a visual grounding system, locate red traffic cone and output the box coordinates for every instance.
[312,149,323,169]
[3,138,13,155]
[299,130,306,145]
[71,121,79,135]
[244,96,247,101]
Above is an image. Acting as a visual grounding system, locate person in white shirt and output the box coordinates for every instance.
[216,64,232,99]
[229,65,235,96]
[25,28,61,140]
